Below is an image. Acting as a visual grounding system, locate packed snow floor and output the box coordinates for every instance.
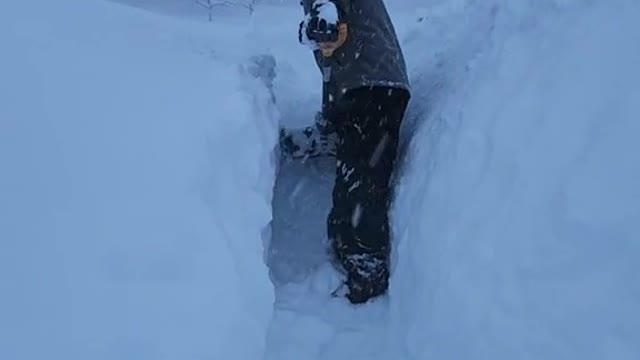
[1,1,639,360]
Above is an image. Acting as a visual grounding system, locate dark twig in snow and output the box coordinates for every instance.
[196,0,261,21]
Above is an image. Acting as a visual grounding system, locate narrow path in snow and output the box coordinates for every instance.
[261,4,495,358]
[265,147,396,360]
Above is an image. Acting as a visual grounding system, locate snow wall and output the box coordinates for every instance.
[2,0,639,359]
[391,0,640,359]
[0,1,277,359]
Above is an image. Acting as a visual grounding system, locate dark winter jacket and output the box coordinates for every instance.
[301,0,410,113]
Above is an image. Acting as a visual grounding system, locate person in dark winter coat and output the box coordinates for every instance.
[288,0,411,304]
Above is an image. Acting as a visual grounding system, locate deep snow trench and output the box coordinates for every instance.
[268,1,640,359]
[1,1,639,360]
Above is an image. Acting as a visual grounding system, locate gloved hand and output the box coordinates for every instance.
[299,0,348,56]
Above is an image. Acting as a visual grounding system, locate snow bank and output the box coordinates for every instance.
[391,1,640,359]
[0,1,277,359]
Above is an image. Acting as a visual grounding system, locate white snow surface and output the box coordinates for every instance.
[0,1,277,359]
[314,0,340,24]
[2,0,640,360]
[391,1,640,359]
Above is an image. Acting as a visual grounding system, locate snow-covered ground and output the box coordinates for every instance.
[391,2,640,359]
[2,0,639,359]
[1,1,277,359]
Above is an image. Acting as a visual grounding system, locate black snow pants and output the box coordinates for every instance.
[327,86,410,304]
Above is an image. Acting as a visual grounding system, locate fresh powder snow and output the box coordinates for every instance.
[1,1,638,360]
[0,1,276,359]
[314,0,340,24]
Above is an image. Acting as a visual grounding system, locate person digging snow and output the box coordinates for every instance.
[280,0,410,304]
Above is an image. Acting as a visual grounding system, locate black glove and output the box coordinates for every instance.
[299,0,341,45]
